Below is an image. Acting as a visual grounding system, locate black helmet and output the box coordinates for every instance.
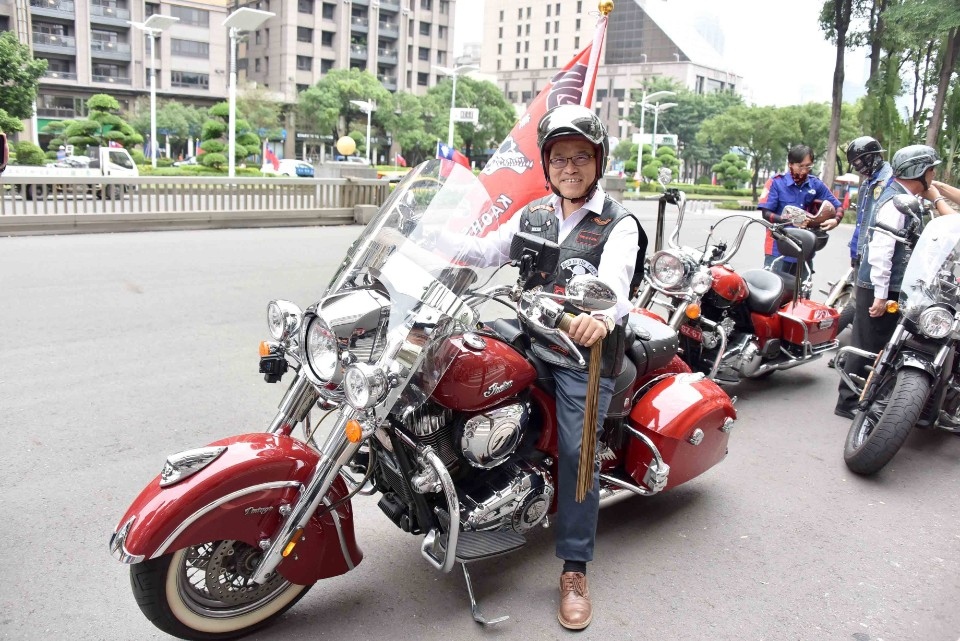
[846,136,885,176]
[536,105,608,198]
[891,144,941,181]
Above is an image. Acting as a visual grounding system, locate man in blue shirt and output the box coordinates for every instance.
[758,145,843,276]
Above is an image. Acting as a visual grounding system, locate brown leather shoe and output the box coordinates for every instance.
[558,571,592,630]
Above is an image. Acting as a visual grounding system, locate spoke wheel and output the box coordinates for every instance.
[130,540,311,640]
[844,369,930,475]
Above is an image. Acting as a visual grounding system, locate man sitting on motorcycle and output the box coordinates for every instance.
[758,144,843,276]
[834,144,955,418]
[443,104,645,629]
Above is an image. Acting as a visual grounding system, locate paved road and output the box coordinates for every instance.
[1,205,958,641]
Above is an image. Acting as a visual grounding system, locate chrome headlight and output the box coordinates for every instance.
[918,306,954,339]
[650,250,686,289]
[343,363,389,409]
[690,268,714,295]
[305,315,340,381]
[267,300,303,341]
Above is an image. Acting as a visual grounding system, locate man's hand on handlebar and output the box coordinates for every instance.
[566,313,607,347]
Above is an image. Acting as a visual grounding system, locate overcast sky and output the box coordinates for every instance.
[453,0,865,107]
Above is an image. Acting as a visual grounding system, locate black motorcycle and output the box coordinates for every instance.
[837,195,960,474]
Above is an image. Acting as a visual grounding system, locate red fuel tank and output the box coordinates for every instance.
[707,265,749,307]
[431,333,537,412]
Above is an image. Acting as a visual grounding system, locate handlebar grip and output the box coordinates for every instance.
[875,221,904,237]
[558,313,574,333]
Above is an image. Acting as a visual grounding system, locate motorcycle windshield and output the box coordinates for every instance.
[899,214,960,317]
[319,159,513,405]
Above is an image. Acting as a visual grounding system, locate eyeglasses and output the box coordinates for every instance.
[548,153,595,169]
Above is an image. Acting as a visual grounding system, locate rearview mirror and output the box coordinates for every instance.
[891,194,924,221]
[563,275,618,313]
[657,167,672,187]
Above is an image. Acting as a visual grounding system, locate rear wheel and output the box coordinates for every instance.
[130,540,312,640]
[844,369,930,475]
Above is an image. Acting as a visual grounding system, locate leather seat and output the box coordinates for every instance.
[625,313,679,377]
[742,269,784,316]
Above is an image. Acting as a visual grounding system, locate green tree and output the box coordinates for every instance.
[698,105,801,201]
[0,31,47,133]
[63,94,143,154]
[711,152,752,189]
[297,69,393,159]
[12,140,45,165]
[819,0,857,187]
[237,82,284,140]
[421,76,516,160]
[639,80,743,182]
[198,102,261,168]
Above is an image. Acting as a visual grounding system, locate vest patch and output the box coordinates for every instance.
[577,230,602,246]
[559,257,598,279]
[874,184,883,199]
[592,216,612,226]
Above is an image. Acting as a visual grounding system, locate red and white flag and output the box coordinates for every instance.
[466,13,609,237]
[395,153,407,167]
[107,140,123,148]
[265,146,280,171]
[436,141,471,169]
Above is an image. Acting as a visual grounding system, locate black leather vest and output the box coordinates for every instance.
[518,195,642,377]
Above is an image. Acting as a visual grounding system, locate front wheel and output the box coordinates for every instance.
[130,540,312,640]
[844,369,931,475]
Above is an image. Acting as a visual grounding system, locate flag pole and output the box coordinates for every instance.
[580,1,612,107]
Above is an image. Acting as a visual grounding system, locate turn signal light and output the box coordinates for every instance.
[886,301,899,314]
[685,303,702,320]
[345,419,364,443]
[259,341,271,357]
[282,528,304,557]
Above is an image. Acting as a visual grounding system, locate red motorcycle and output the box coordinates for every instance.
[634,181,840,383]
[109,161,736,639]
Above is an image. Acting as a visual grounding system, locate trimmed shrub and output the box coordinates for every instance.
[13,141,46,165]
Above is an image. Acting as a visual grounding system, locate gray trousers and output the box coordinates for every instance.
[552,366,616,563]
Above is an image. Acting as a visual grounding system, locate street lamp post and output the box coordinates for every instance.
[634,90,674,189]
[349,99,376,164]
[129,15,179,169]
[648,100,678,176]
[433,64,478,148]
[223,7,274,178]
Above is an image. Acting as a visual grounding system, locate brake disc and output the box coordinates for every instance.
[203,540,285,605]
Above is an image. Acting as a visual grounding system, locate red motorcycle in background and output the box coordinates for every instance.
[109,161,736,640]
[634,177,840,384]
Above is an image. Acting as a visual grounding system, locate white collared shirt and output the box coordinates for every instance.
[467,185,640,320]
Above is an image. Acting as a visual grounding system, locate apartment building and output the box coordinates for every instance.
[478,0,742,142]
[2,0,455,157]
[1,0,229,142]
[240,0,455,104]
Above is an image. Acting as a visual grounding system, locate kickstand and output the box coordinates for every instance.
[461,563,509,626]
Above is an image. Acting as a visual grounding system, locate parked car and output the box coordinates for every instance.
[172,156,198,167]
[261,158,315,177]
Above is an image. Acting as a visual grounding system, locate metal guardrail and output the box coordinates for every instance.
[0,175,389,235]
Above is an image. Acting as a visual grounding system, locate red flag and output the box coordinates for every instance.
[108,140,123,148]
[396,153,407,167]
[468,18,607,237]
[265,146,280,171]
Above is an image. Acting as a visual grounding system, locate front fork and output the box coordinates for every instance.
[253,367,362,584]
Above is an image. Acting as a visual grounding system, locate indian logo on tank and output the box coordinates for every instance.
[483,380,514,398]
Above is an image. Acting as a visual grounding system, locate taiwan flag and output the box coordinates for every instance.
[395,153,407,167]
[467,12,609,237]
[436,142,471,168]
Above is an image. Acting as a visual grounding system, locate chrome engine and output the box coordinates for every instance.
[459,403,528,469]
[397,401,552,534]
[458,458,554,533]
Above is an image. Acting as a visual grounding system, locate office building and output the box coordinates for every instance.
[477,0,742,141]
